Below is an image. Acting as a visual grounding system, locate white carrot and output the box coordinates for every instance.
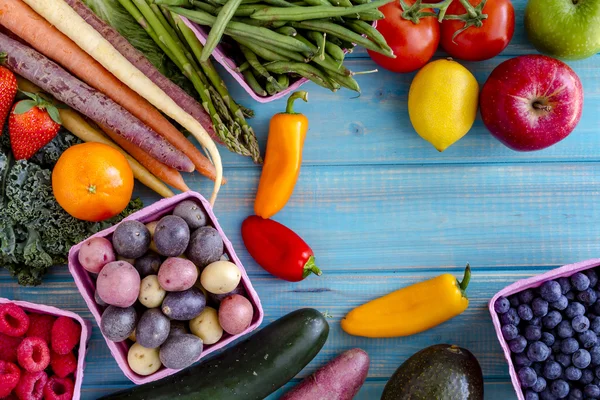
[23,0,223,205]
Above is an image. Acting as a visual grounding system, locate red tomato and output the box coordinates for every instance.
[367,1,440,73]
[440,0,515,61]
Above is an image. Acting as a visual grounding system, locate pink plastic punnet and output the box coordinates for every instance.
[0,298,91,400]
[489,259,600,400]
[68,191,264,384]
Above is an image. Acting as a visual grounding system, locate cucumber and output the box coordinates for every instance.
[100,308,329,400]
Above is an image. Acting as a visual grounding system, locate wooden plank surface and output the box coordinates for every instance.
[1,0,599,398]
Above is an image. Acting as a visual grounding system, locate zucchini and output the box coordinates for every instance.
[100,308,330,400]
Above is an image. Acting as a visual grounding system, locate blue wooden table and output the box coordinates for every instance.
[1,1,599,398]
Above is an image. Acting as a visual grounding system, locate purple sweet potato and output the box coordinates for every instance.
[281,348,370,400]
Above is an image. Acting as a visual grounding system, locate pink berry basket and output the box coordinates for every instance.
[0,297,91,400]
[67,191,264,385]
[488,258,600,400]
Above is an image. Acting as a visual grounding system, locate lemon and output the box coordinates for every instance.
[408,59,479,152]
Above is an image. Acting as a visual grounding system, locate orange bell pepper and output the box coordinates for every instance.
[254,91,308,219]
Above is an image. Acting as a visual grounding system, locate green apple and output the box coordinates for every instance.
[525,0,600,60]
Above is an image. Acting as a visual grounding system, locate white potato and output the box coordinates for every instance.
[200,261,241,294]
[127,343,161,375]
[190,307,223,345]
[128,328,137,342]
[138,275,166,308]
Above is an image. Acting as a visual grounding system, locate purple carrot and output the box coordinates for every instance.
[281,348,370,400]
[64,0,220,144]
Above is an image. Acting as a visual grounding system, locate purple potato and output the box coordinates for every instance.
[153,215,190,257]
[159,333,203,370]
[162,287,206,320]
[173,200,208,229]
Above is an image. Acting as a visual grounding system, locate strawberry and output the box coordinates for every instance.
[0,66,17,135]
[8,92,61,160]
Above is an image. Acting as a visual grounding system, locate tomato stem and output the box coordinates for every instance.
[399,0,454,24]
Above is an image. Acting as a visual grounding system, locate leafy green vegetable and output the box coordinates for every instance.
[81,0,196,98]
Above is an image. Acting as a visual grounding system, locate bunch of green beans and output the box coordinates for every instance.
[152,0,393,96]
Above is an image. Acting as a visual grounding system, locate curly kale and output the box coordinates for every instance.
[0,133,143,286]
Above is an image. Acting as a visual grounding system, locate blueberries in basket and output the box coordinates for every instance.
[543,311,563,329]
[502,324,519,341]
[565,302,585,319]
[572,315,590,333]
[552,339,563,354]
[531,317,542,327]
[541,332,556,347]
[587,270,599,288]
[557,320,574,339]
[528,342,551,362]
[565,366,582,381]
[571,272,591,291]
[566,291,576,301]
[569,388,583,400]
[558,277,572,294]
[525,391,539,400]
[501,308,521,326]
[584,384,600,399]
[519,304,535,321]
[519,366,539,388]
[562,338,580,355]
[556,353,572,368]
[544,360,563,380]
[494,296,511,314]
[550,379,570,398]
[578,330,597,349]
[582,369,595,385]
[533,298,550,317]
[591,346,600,366]
[591,317,600,334]
[525,325,543,341]
[578,288,597,305]
[515,352,533,368]
[573,349,592,369]
[539,389,557,400]
[509,336,528,353]
[551,296,569,311]
[533,377,547,393]
[520,289,536,304]
[541,281,563,302]
[510,294,521,307]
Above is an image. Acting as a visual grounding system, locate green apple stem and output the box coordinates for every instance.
[399,0,454,24]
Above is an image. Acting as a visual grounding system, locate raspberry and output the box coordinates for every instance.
[0,335,22,363]
[25,314,55,344]
[14,371,47,400]
[50,318,80,356]
[49,352,76,379]
[16,338,49,373]
[0,361,20,397]
[0,305,29,338]
[42,377,73,400]
[1,392,18,400]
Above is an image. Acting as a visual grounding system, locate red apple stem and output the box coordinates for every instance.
[533,101,552,112]
[399,0,454,24]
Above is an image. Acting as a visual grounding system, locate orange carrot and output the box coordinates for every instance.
[101,125,191,193]
[0,0,219,182]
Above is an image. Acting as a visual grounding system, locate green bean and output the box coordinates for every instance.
[263,0,299,6]
[237,61,250,72]
[330,0,351,6]
[276,74,290,89]
[327,35,353,50]
[192,1,219,14]
[210,0,261,4]
[249,0,391,21]
[239,44,282,89]
[306,31,326,59]
[345,20,390,52]
[213,4,264,16]
[152,0,191,6]
[201,0,244,61]
[295,33,351,75]
[265,80,279,95]
[264,61,339,91]
[324,40,345,62]
[275,26,297,36]
[242,69,267,96]
[351,0,370,4]
[324,69,360,92]
[234,35,306,62]
[303,0,331,5]
[232,17,287,28]
[290,20,393,56]
[169,7,313,52]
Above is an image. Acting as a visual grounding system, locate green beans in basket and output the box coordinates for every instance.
[248,0,392,21]
[201,0,245,61]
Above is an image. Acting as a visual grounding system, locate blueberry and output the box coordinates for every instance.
[519,366,539,388]
[568,388,583,400]
[556,353,572,368]
[591,317,600,334]
[558,277,572,294]
[572,315,590,333]
[586,270,599,287]
[520,289,535,304]
[533,376,547,393]
[565,291,576,301]
[541,281,563,302]
[526,325,543,341]
[562,338,580,355]
[578,288,597,305]
[509,336,528,353]
[533,298,550,317]
[557,320,575,339]
[540,389,558,400]
[551,296,569,311]
[571,272,591,291]
[579,330,598,349]
[501,308,521,326]
[565,366,582,381]
[584,384,600,399]
[515,352,533,368]
[529,342,551,362]
[593,300,600,315]
[510,294,521,307]
[533,362,544,376]
[582,368,595,385]
[550,379,570,398]
[543,311,563,329]
[525,391,539,400]
[596,366,600,379]
[552,339,563,354]
[573,349,592,369]
[565,302,585,319]
[519,304,535,321]
[494,296,511,314]
[531,317,542,327]
[542,332,556,347]
[544,360,563,380]
[591,346,600,366]
[502,324,519,341]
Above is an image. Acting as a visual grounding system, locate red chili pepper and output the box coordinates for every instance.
[241,216,321,282]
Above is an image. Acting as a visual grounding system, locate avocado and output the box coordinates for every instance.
[381,344,484,400]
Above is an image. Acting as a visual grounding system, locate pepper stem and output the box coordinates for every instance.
[458,264,471,293]
[302,256,322,279]
[286,91,308,114]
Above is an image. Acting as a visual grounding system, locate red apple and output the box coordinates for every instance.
[480,54,583,152]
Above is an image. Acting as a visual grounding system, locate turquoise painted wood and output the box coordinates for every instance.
[1,1,598,398]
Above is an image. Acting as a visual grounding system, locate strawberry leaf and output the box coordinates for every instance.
[46,106,62,126]
[19,91,38,102]
[13,100,36,115]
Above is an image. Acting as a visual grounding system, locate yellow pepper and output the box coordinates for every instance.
[341,265,471,338]
[254,91,308,219]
